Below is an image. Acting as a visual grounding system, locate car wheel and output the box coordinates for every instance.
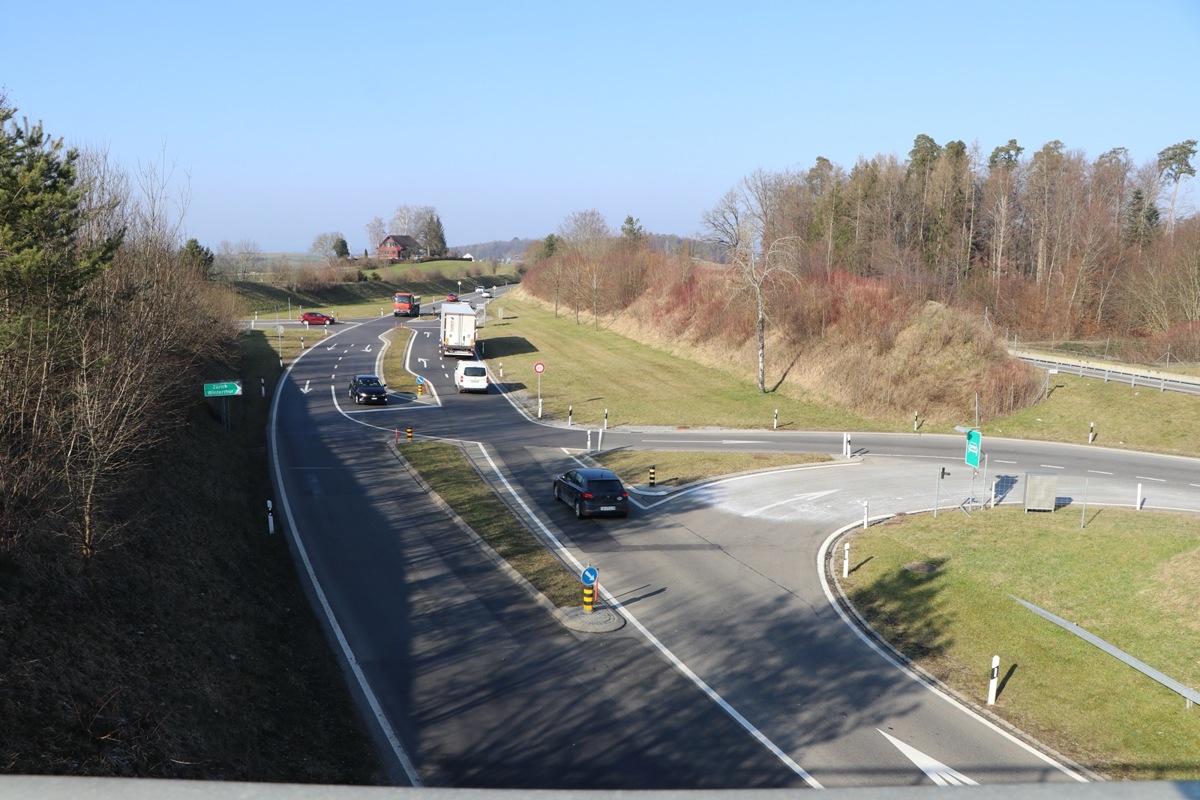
[574,499,583,519]
[553,483,561,502]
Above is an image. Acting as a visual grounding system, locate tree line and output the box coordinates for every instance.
[522,135,1199,393]
[0,99,241,558]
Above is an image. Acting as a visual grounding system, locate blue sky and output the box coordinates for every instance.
[3,1,1198,253]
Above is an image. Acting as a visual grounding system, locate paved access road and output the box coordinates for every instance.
[270,294,1199,789]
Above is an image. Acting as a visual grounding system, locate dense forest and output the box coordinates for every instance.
[523,135,1199,358]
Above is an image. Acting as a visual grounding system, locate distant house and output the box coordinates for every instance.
[377,234,422,260]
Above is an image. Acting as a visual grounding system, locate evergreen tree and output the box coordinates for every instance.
[180,238,215,278]
[421,214,447,257]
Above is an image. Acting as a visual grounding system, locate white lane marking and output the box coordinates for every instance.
[1088,470,1113,475]
[750,490,840,515]
[995,460,1017,464]
[475,442,822,788]
[1040,464,1065,470]
[879,730,978,786]
[1137,475,1166,482]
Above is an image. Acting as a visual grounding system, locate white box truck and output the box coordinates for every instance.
[439,301,478,357]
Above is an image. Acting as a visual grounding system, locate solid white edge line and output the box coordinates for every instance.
[475,442,822,788]
[269,333,423,787]
[817,517,1087,783]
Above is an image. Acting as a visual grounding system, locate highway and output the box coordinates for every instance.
[269,291,1200,789]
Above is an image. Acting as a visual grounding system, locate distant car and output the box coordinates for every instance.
[454,361,489,393]
[446,293,459,302]
[479,288,492,299]
[300,311,335,325]
[347,374,388,405]
[552,468,629,519]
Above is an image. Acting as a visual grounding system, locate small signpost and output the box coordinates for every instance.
[203,381,242,429]
[581,565,598,613]
[534,361,545,418]
[965,429,981,468]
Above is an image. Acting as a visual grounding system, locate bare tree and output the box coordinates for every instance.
[703,182,800,392]
[364,216,386,254]
[557,210,610,326]
[310,231,346,263]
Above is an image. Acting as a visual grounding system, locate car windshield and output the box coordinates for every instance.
[358,377,381,386]
[589,480,624,494]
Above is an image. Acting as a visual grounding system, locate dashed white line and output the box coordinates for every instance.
[1136,476,1166,482]
[1040,464,1065,470]
[1088,470,1113,475]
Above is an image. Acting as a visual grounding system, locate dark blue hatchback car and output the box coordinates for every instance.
[552,468,629,519]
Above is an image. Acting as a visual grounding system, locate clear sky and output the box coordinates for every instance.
[3,1,1198,253]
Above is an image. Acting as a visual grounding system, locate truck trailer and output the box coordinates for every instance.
[438,301,478,357]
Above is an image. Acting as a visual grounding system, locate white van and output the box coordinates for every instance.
[454,361,489,393]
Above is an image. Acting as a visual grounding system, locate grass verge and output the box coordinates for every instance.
[840,507,1200,781]
[399,443,580,608]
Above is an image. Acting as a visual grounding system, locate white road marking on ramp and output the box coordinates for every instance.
[878,730,978,786]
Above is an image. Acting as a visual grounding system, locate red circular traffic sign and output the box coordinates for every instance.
[534,362,545,374]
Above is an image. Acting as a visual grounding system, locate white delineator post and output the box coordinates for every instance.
[843,542,850,578]
[1137,482,1143,510]
[987,655,1000,705]
[267,500,275,535]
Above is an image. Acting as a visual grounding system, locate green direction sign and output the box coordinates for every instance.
[965,429,982,468]
[203,381,242,398]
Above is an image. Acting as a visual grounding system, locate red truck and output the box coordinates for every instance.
[392,292,421,317]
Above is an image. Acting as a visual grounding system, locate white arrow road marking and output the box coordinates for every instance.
[364,345,372,352]
[419,358,428,368]
[879,730,978,786]
[300,380,311,394]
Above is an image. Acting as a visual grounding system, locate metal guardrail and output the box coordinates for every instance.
[1013,349,1200,396]
[1014,597,1200,708]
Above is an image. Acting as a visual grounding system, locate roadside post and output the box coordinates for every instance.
[568,405,573,426]
[843,542,850,578]
[935,467,949,517]
[774,409,778,430]
[534,361,545,418]
[406,427,413,443]
[581,566,599,614]
[266,500,275,535]
[649,465,656,488]
[987,655,1000,705]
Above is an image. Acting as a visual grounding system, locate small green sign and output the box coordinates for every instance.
[965,429,982,468]
[204,381,242,398]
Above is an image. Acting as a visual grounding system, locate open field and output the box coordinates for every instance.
[840,508,1200,781]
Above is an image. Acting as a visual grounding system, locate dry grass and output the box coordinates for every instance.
[0,330,384,782]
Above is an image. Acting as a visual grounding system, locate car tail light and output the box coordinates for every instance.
[582,492,593,499]
[621,491,628,498]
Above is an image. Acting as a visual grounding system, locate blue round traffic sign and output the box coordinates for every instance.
[581,566,598,586]
[415,375,425,384]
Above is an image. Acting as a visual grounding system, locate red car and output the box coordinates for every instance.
[446,293,459,302]
[300,312,335,325]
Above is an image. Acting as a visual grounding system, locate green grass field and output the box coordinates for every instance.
[841,508,1200,780]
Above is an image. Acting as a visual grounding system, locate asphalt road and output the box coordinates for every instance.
[269,291,1200,789]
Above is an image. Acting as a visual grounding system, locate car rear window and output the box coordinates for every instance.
[464,367,486,377]
[589,480,624,494]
